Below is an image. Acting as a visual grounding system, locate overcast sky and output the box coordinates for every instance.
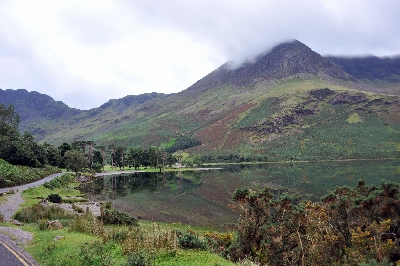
[1,0,400,110]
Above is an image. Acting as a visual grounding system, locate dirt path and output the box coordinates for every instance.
[0,190,38,265]
[0,190,25,220]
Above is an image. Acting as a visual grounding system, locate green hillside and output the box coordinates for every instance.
[1,40,400,162]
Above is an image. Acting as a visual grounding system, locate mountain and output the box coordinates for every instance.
[185,40,353,95]
[1,40,400,161]
[327,55,400,95]
[327,55,400,82]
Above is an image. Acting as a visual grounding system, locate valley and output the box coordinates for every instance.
[1,39,400,265]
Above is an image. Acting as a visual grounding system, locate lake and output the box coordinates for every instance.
[83,159,400,230]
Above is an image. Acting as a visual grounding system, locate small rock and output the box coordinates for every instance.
[5,219,24,226]
[47,220,63,230]
[53,235,65,241]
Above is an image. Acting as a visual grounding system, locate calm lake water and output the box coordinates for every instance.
[84,160,400,230]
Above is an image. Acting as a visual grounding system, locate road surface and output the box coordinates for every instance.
[0,228,39,266]
[0,172,64,194]
[0,173,63,265]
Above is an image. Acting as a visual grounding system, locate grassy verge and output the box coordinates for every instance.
[23,225,101,266]
[13,178,237,266]
[20,182,84,208]
[156,250,235,266]
[19,220,236,266]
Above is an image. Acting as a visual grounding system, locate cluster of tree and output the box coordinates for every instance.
[227,180,400,265]
[59,142,181,175]
[0,104,201,175]
[0,104,61,167]
[165,135,201,153]
[201,153,267,164]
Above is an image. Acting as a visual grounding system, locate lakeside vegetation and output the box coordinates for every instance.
[2,173,400,265]
[6,174,237,265]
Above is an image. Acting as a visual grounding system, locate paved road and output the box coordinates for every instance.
[0,234,38,266]
[0,172,64,194]
[0,173,64,265]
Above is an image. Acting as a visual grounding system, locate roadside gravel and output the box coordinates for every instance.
[0,189,34,247]
[0,190,25,220]
[0,226,33,247]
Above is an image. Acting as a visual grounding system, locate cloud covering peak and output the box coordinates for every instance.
[1,0,400,109]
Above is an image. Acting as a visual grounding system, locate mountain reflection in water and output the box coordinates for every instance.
[81,160,400,230]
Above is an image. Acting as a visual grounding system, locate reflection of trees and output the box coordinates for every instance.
[176,171,183,190]
[89,172,202,199]
[125,172,167,193]
[224,164,246,173]
[181,171,203,184]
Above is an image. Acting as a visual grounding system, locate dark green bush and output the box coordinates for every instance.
[124,251,151,266]
[47,194,62,203]
[92,163,103,173]
[177,230,208,250]
[102,209,138,226]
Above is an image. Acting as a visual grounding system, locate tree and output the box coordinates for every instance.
[0,104,21,163]
[127,147,142,170]
[96,145,106,172]
[109,144,116,170]
[58,142,71,168]
[64,150,87,176]
[114,146,126,170]
[42,143,62,167]
[0,103,20,136]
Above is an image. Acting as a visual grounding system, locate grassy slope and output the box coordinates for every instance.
[0,159,61,188]
[187,78,400,160]
[27,77,400,162]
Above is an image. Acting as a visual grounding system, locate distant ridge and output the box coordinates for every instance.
[327,55,400,82]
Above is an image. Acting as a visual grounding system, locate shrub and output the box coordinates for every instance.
[72,204,84,213]
[177,230,208,250]
[229,182,400,265]
[79,241,114,266]
[92,163,103,173]
[47,194,62,203]
[69,213,104,236]
[38,219,48,230]
[14,204,74,223]
[0,213,3,223]
[43,174,74,189]
[0,159,61,188]
[102,209,138,226]
[204,231,234,255]
[121,224,178,254]
[124,251,151,266]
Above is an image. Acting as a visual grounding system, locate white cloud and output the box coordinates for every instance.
[0,0,400,109]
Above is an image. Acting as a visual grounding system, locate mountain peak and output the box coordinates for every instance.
[228,39,351,85]
[186,40,352,94]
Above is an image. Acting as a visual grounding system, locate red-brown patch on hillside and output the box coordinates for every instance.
[220,130,251,152]
[191,103,256,152]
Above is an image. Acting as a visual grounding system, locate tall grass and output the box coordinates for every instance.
[14,204,74,223]
[68,213,104,236]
